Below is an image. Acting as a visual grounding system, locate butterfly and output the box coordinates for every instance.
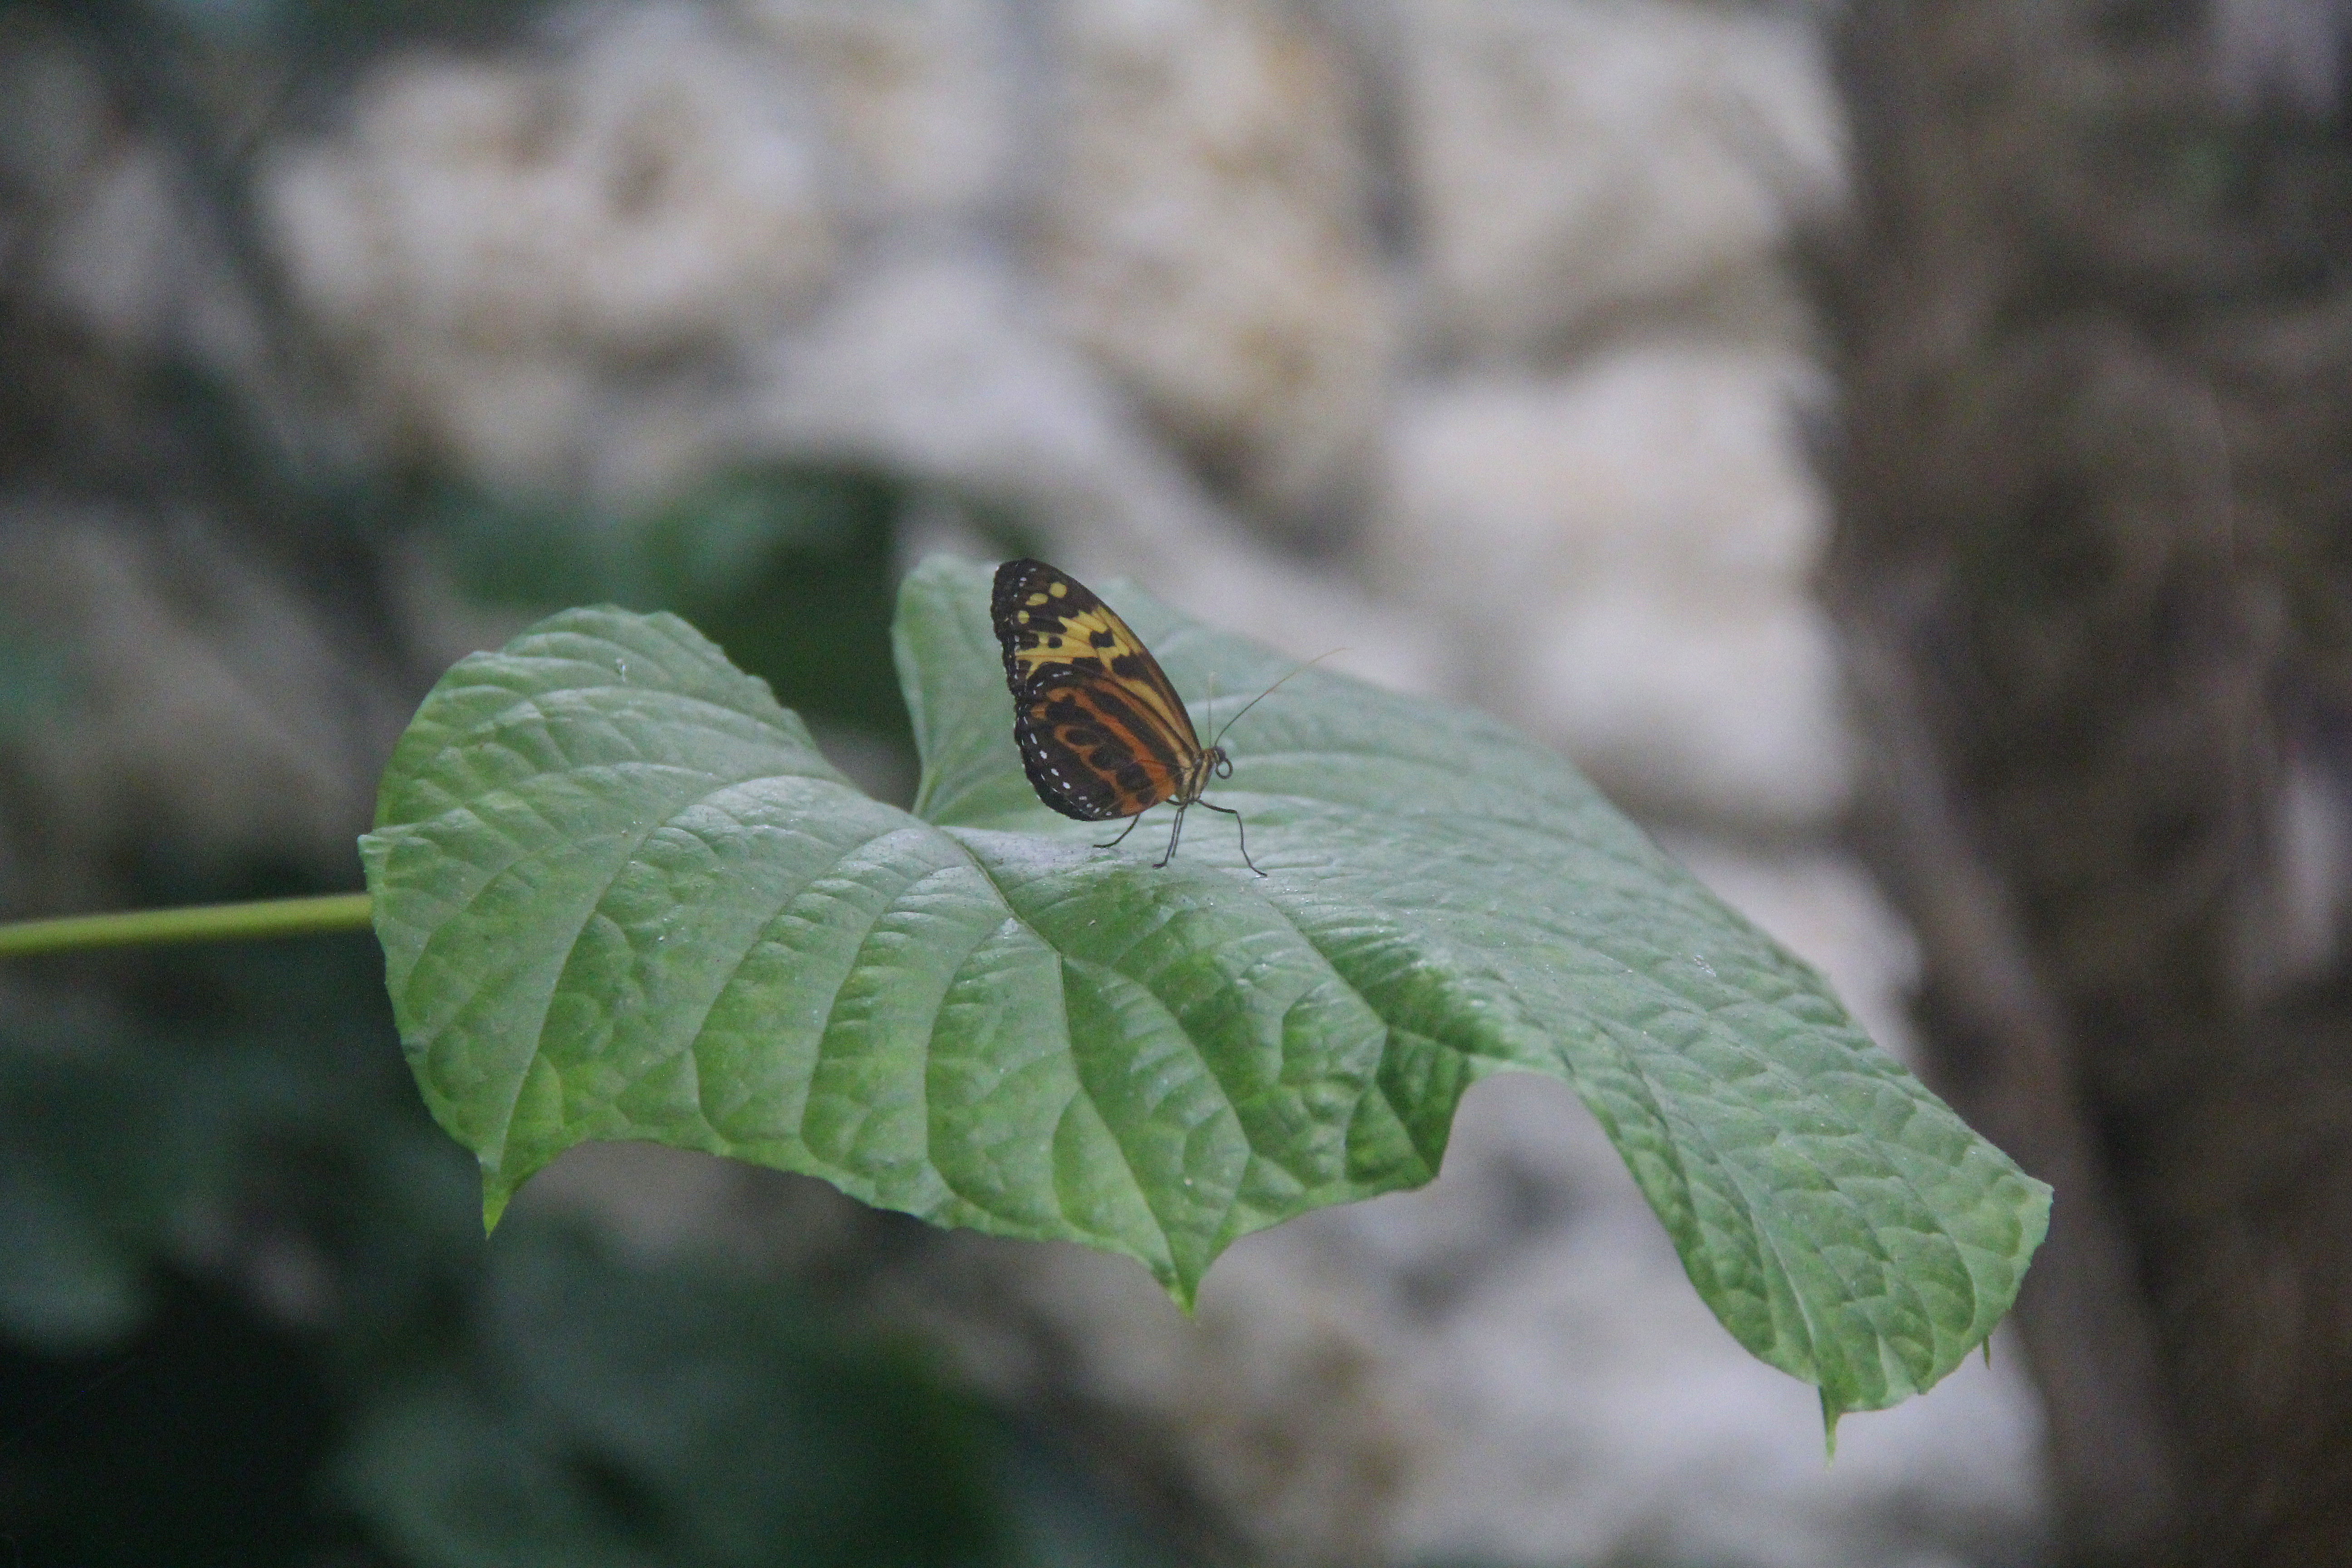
[990,558,1303,875]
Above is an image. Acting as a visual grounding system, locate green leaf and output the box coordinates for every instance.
[363,556,2049,1424]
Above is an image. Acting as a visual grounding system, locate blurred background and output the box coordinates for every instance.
[3,0,2349,1563]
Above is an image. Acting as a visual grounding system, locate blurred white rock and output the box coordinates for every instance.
[1369,344,1851,830]
[32,140,181,356]
[1037,0,1400,534]
[264,3,838,489]
[1522,584,1848,829]
[0,510,400,913]
[1355,1075,2048,1568]
[739,0,1020,224]
[0,34,281,416]
[739,244,1440,693]
[1398,0,1844,361]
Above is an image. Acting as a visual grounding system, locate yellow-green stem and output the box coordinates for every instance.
[0,892,375,957]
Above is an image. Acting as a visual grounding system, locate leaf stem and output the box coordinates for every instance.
[0,892,375,958]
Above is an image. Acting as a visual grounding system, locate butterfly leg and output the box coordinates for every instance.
[1155,803,1189,868]
[1095,812,1148,851]
[1197,801,1264,877]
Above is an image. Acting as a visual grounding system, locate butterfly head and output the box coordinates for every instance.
[1177,743,1230,806]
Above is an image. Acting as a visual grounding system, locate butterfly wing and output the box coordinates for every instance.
[990,559,1203,822]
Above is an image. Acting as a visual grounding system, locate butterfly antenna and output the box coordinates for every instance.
[1207,648,1347,752]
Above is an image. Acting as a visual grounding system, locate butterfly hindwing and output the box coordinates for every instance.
[1018,680,1181,821]
[990,559,1204,822]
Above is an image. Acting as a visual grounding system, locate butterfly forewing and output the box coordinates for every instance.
[990,559,1205,822]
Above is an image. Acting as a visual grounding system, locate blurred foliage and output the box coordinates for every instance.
[0,935,471,1358]
[0,636,72,738]
[421,467,923,766]
[4,1275,363,1564]
[340,1223,1010,1568]
[0,935,1171,1568]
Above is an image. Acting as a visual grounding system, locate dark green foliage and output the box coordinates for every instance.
[343,1225,1007,1568]
[0,937,1100,1567]
[423,466,923,773]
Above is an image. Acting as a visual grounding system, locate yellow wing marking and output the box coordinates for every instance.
[1009,605,1195,746]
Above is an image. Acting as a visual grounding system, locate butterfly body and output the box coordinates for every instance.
[990,558,1256,872]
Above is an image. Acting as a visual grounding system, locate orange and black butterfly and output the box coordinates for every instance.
[991,558,1287,875]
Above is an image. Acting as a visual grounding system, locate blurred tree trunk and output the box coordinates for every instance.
[1817,2,2352,1564]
